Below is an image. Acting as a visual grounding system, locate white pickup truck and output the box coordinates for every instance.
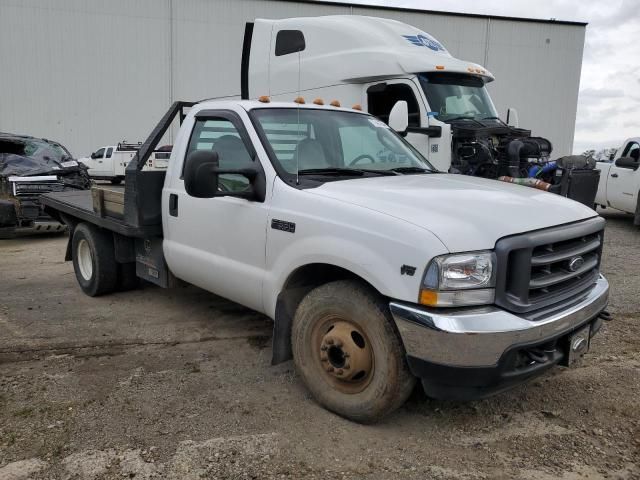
[595,137,640,223]
[79,143,169,184]
[42,99,610,422]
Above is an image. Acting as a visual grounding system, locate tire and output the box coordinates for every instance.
[110,177,122,185]
[71,223,118,296]
[118,262,139,291]
[292,280,416,423]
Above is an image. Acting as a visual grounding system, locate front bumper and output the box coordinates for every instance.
[389,275,609,400]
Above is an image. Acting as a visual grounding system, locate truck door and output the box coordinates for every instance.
[88,147,106,176]
[163,110,269,313]
[365,80,449,171]
[608,141,640,213]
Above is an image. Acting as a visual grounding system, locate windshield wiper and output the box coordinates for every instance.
[481,116,508,126]
[390,166,435,174]
[297,168,396,177]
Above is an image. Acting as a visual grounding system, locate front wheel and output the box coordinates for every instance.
[292,280,416,423]
[72,223,118,296]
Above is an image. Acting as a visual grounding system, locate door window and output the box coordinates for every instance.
[622,142,640,162]
[94,148,105,159]
[367,83,421,127]
[105,147,113,158]
[185,118,253,192]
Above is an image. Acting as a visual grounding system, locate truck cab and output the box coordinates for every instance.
[595,137,640,220]
[243,15,552,178]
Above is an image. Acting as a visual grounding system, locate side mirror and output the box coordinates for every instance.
[388,100,409,133]
[615,156,639,170]
[506,108,519,128]
[183,149,266,201]
[184,150,220,198]
[90,152,97,159]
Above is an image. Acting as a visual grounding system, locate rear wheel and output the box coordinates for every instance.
[292,280,416,423]
[110,177,122,185]
[72,223,117,296]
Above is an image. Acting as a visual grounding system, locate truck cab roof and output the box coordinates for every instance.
[250,15,494,90]
[195,99,368,115]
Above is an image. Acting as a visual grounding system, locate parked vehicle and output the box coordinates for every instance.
[595,138,640,223]
[242,16,600,205]
[79,142,169,184]
[42,99,609,422]
[0,133,90,238]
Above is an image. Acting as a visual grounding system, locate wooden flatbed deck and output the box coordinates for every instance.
[41,188,162,238]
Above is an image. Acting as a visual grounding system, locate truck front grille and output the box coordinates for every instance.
[12,181,65,196]
[494,217,605,314]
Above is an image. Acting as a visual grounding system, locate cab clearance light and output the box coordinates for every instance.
[294,96,305,104]
[330,100,341,107]
[258,95,270,103]
[467,67,475,72]
[352,104,362,111]
[313,98,324,105]
[435,65,445,70]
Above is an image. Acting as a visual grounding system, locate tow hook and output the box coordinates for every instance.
[598,310,612,322]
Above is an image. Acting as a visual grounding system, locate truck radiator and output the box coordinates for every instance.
[494,217,605,314]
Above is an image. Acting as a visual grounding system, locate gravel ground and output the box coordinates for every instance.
[0,207,638,480]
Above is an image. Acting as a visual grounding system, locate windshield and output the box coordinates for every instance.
[251,108,435,176]
[418,72,498,122]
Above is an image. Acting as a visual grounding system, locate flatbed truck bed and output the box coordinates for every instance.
[41,189,162,238]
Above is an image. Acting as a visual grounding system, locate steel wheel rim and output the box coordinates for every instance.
[77,239,93,281]
[312,316,374,394]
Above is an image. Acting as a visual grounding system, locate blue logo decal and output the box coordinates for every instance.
[403,34,446,52]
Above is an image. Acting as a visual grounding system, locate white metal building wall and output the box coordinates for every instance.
[0,0,585,157]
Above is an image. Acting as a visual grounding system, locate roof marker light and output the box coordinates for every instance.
[435,65,445,70]
[258,95,270,103]
[313,98,324,105]
[330,100,341,107]
[467,67,475,72]
[294,96,305,104]
[352,104,362,111]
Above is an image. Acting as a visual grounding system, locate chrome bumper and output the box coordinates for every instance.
[390,275,609,368]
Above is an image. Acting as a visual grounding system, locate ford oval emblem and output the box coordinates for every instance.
[568,256,585,272]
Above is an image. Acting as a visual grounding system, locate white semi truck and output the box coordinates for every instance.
[595,137,640,223]
[42,99,610,422]
[241,16,598,205]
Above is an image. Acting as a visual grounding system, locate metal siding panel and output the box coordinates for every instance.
[0,0,171,157]
[484,20,585,156]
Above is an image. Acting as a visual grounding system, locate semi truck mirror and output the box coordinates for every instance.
[388,101,409,133]
[615,156,640,170]
[184,150,220,198]
[506,108,519,128]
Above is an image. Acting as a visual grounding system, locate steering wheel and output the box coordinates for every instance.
[349,154,376,166]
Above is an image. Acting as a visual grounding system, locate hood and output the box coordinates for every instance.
[308,174,598,252]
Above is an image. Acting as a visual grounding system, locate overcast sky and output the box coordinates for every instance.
[326,0,639,153]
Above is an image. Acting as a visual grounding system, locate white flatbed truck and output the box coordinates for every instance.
[42,99,610,422]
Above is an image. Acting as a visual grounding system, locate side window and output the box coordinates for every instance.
[95,148,105,159]
[367,83,421,127]
[623,142,640,161]
[185,117,253,192]
[275,30,305,56]
[105,147,113,158]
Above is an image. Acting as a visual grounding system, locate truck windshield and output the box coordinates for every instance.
[251,108,435,176]
[418,72,498,122]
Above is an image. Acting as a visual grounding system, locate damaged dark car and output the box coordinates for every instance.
[0,133,91,238]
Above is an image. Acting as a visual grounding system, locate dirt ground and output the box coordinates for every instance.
[0,208,639,480]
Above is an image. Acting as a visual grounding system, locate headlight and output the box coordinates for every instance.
[420,251,496,307]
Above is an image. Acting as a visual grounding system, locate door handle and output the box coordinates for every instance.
[611,173,619,178]
[169,194,178,216]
